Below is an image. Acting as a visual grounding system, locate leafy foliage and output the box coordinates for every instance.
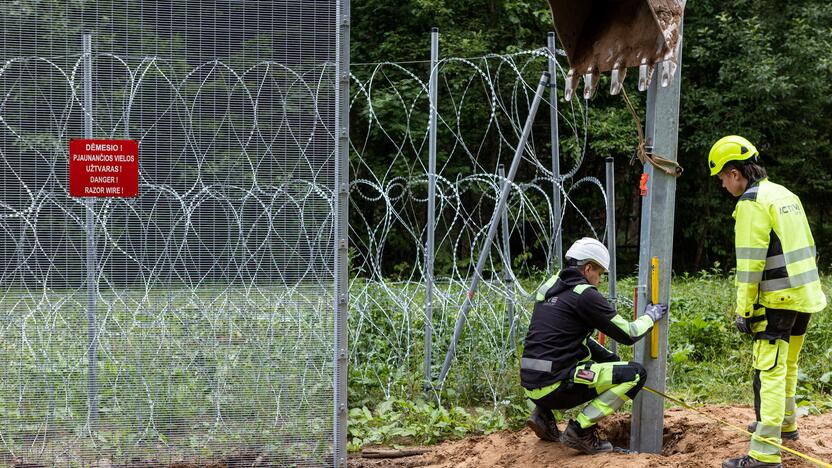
[348,272,832,450]
[351,0,832,275]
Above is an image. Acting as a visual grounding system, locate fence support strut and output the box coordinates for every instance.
[438,71,550,386]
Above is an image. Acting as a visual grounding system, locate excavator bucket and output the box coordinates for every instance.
[548,0,685,99]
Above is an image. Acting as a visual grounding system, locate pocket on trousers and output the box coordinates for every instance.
[752,339,781,371]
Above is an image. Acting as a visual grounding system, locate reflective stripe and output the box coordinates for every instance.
[521,357,552,373]
[783,397,797,429]
[737,270,763,283]
[764,254,786,270]
[597,390,626,411]
[760,268,820,292]
[783,245,816,264]
[750,423,781,456]
[581,400,606,422]
[737,247,768,260]
[581,390,625,424]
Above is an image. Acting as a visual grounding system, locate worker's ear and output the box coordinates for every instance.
[582,263,594,276]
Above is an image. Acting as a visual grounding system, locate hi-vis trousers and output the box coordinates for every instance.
[530,361,646,429]
[748,308,811,464]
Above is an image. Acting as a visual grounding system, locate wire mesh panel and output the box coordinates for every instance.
[0,1,340,466]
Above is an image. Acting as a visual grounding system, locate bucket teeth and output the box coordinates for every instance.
[638,58,654,92]
[564,68,579,101]
[660,60,674,87]
[583,65,598,100]
[610,60,626,95]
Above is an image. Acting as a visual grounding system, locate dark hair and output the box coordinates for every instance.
[723,159,767,184]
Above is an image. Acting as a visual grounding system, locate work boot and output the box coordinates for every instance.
[722,455,781,468]
[526,406,560,442]
[747,421,798,441]
[560,419,613,454]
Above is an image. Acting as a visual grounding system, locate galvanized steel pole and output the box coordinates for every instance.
[605,157,618,355]
[334,1,351,464]
[438,72,550,385]
[425,27,439,387]
[82,31,99,435]
[630,28,684,454]
[547,32,563,272]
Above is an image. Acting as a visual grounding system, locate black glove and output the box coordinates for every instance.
[644,303,668,322]
[735,314,753,334]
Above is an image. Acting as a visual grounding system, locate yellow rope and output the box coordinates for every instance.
[643,385,832,468]
[620,88,684,178]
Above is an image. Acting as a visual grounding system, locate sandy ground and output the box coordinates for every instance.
[352,405,832,468]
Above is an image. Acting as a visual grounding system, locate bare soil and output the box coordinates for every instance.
[351,405,832,468]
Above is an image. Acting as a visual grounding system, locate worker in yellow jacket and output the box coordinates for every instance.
[709,135,827,468]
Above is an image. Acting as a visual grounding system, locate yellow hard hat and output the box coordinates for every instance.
[708,135,759,176]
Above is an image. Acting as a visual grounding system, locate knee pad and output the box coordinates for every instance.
[613,362,647,399]
[611,362,645,384]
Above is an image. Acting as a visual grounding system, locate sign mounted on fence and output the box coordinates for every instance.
[69,139,139,197]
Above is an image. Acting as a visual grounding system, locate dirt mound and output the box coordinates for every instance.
[352,405,832,467]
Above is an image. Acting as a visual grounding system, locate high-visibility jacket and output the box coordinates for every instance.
[733,178,827,317]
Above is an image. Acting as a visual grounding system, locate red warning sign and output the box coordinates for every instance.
[69,139,139,198]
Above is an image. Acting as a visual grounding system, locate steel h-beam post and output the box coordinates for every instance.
[630,27,684,454]
[425,27,439,387]
[438,72,550,386]
[82,31,99,435]
[547,32,563,272]
[605,157,618,355]
[334,0,350,465]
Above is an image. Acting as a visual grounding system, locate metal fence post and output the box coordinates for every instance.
[425,27,439,387]
[334,1,351,465]
[630,25,684,454]
[547,32,563,272]
[438,72,550,386]
[605,157,618,355]
[498,165,516,361]
[82,30,99,435]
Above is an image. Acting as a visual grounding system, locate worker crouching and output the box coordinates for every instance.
[520,237,668,454]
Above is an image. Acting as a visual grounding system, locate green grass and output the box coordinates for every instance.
[2,273,830,460]
[0,286,335,465]
[347,271,832,450]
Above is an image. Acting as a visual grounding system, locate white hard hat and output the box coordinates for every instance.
[565,237,610,271]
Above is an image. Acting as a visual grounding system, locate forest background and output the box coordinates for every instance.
[351,0,832,277]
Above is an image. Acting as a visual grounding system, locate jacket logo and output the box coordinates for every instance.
[547,297,559,304]
[780,203,800,214]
